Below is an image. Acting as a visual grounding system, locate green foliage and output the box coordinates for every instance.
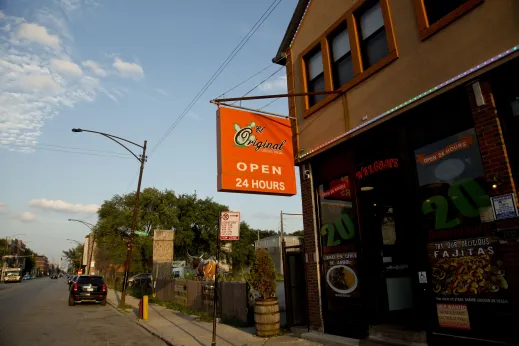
[249,248,277,299]
[62,244,83,270]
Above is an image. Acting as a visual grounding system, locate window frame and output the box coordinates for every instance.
[300,0,398,118]
[413,0,484,41]
[304,47,327,108]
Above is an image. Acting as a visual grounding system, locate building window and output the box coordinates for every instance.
[423,0,470,26]
[356,1,389,71]
[414,0,483,40]
[329,26,354,89]
[305,48,326,107]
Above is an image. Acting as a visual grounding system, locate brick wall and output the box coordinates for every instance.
[299,164,324,331]
[468,79,519,228]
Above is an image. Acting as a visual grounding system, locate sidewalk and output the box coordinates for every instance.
[106,289,322,346]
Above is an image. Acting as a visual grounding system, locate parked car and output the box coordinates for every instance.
[68,275,107,306]
[128,273,152,287]
[22,275,31,280]
[68,275,78,287]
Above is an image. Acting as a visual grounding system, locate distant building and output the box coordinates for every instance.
[255,235,302,274]
[35,256,49,276]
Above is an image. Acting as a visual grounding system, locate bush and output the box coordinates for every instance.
[249,248,277,299]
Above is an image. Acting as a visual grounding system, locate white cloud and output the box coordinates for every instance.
[0,11,5,20]
[156,88,168,96]
[259,75,287,93]
[16,23,61,48]
[18,74,62,93]
[113,58,144,80]
[13,211,36,222]
[0,202,7,213]
[82,60,106,77]
[0,13,101,150]
[51,59,82,77]
[29,198,100,214]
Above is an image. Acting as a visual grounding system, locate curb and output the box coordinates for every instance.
[107,299,176,346]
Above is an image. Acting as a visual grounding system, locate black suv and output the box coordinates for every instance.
[69,275,107,306]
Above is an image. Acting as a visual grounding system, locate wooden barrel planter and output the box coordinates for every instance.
[254,297,280,337]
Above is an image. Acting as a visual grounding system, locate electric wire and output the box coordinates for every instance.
[229,65,284,105]
[216,55,286,99]
[3,144,133,159]
[149,0,282,156]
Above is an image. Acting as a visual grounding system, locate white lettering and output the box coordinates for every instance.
[248,179,287,191]
[235,162,283,175]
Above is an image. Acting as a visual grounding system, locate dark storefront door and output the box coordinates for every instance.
[283,246,307,327]
[356,150,422,329]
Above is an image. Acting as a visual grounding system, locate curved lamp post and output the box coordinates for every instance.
[71,128,147,308]
[68,219,95,275]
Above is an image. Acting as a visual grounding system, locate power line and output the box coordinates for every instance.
[217,56,285,99]
[2,144,133,159]
[36,143,132,156]
[258,97,280,110]
[150,0,282,156]
[230,65,284,105]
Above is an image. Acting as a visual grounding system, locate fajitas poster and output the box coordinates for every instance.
[427,237,509,303]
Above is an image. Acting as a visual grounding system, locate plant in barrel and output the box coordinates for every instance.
[249,248,280,337]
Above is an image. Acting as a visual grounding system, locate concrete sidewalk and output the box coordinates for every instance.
[106,289,322,346]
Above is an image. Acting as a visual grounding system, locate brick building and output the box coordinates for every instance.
[273,0,519,345]
[35,255,49,276]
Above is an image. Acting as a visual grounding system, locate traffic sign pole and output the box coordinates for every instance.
[211,213,221,346]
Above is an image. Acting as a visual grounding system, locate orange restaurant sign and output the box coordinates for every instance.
[416,136,474,165]
[216,107,296,196]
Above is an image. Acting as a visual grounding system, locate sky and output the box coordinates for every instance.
[0,0,304,264]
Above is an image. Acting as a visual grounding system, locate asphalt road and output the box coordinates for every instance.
[0,277,165,346]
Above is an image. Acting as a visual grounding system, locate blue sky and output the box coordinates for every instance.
[0,0,303,263]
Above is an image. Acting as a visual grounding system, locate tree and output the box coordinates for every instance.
[62,244,83,270]
[224,222,257,274]
[290,230,304,237]
[24,248,36,274]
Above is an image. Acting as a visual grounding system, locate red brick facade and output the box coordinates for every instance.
[468,79,519,228]
[299,164,323,331]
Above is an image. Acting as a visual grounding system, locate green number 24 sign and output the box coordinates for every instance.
[422,178,490,230]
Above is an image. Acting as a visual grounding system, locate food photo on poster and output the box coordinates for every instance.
[428,237,509,302]
[323,252,359,298]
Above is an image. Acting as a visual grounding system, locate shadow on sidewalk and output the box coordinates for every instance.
[150,305,205,346]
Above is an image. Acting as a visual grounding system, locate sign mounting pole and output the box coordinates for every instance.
[211,214,221,346]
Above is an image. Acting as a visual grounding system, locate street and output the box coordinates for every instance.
[0,277,165,346]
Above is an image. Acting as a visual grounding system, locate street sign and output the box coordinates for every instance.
[134,230,148,237]
[220,211,240,240]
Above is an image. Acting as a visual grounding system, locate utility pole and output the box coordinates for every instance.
[70,128,147,308]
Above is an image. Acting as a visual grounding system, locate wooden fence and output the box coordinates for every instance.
[154,279,248,324]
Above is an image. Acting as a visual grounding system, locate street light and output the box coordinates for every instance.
[68,219,96,275]
[71,127,147,308]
